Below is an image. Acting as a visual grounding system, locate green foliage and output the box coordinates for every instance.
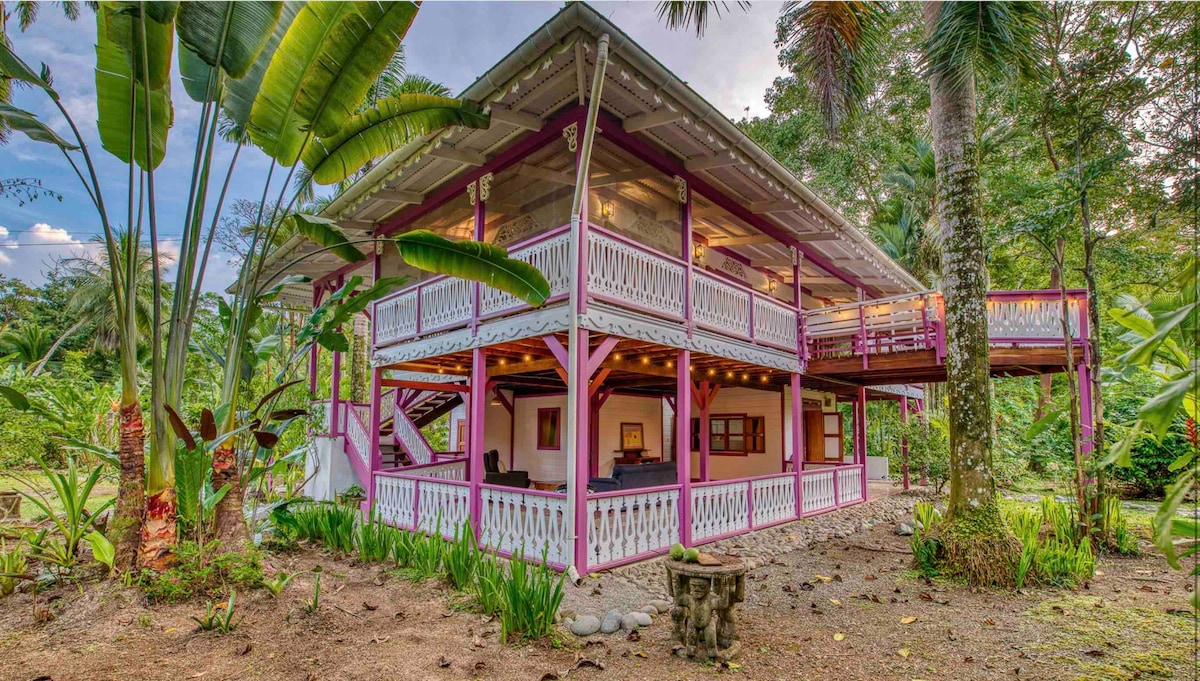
[473,550,505,616]
[910,501,944,577]
[900,416,951,494]
[290,502,356,554]
[443,523,479,591]
[354,509,399,563]
[497,550,565,643]
[1097,497,1138,556]
[84,531,116,575]
[191,591,244,634]
[260,570,296,597]
[136,541,264,604]
[1002,498,1098,588]
[304,571,321,614]
[0,539,28,596]
[17,456,114,570]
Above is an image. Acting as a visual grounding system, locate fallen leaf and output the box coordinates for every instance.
[362,602,379,611]
[829,598,842,606]
[437,656,451,668]
[898,648,910,659]
[864,574,877,581]
[813,574,833,583]
[833,632,846,641]
[626,630,640,642]
[900,616,917,624]
[632,651,648,658]
[1085,649,1106,658]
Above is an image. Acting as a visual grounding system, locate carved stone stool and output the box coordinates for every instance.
[664,554,747,662]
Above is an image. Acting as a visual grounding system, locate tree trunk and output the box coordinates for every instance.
[924,1,1017,585]
[137,486,176,571]
[111,400,144,572]
[210,440,251,548]
[1080,189,1105,507]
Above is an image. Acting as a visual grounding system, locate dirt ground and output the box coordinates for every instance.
[2,522,1196,681]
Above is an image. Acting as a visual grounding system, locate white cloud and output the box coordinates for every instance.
[0,222,96,283]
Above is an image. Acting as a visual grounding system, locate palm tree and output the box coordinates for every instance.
[661,1,1046,584]
[0,323,52,367]
[60,232,162,351]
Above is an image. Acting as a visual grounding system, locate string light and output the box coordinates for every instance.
[707,368,716,376]
[666,360,674,368]
[499,358,507,366]
[614,353,622,361]
[523,354,532,362]
[641,356,650,365]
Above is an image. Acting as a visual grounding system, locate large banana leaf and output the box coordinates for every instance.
[297,276,410,353]
[221,1,302,127]
[0,103,78,149]
[394,230,550,307]
[94,12,173,169]
[0,35,55,95]
[144,1,178,23]
[175,1,282,79]
[287,214,366,263]
[178,45,212,102]
[301,95,489,185]
[100,2,174,90]
[296,2,418,138]
[247,2,362,165]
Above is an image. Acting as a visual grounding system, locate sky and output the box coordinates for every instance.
[0,1,788,292]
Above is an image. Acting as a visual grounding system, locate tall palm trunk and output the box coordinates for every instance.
[924,2,1017,585]
[111,395,144,570]
[211,439,250,547]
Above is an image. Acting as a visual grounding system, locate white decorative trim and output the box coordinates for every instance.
[581,301,803,373]
[479,172,493,202]
[372,304,570,366]
[467,182,477,206]
[674,175,687,203]
[563,122,578,152]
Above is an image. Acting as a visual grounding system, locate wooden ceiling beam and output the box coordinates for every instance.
[427,145,487,166]
[707,234,778,247]
[488,105,543,132]
[622,108,686,133]
[373,188,425,204]
[684,152,738,172]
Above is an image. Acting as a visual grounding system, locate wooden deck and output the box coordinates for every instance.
[807,345,1085,386]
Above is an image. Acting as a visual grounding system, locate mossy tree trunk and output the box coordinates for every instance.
[924,1,1018,585]
[112,399,144,571]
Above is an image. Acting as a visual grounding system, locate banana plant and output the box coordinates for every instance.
[0,1,521,569]
[1104,257,1197,580]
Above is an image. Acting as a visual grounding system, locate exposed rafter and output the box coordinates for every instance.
[427,145,487,166]
[489,105,543,132]
[622,108,685,133]
[373,188,425,204]
[684,152,738,172]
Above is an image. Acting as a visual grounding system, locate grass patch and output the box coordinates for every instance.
[1027,596,1197,680]
[136,541,264,604]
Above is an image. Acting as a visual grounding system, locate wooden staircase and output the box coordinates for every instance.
[376,390,463,468]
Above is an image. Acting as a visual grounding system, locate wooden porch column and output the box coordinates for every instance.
[900,397,911,490]
[790,373,804,518]
[676,349,692,547]
[571,329,591,572]
[698,380,711,482]
[468,347,487,539]
[365,366,384,512]
[854,385,868,501]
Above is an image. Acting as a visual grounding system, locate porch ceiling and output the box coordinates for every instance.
[300,3,920,309]
[379,332,795,398]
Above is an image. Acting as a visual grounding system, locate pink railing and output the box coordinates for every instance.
[373,226,572,348]
[802,289,1087,363]
[478,484,569,568]
[586,483,682,571]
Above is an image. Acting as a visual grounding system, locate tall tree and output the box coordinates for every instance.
[661,0,1047,583]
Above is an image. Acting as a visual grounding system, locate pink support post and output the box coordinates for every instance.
[900,397,911,490]
[698,380,710,483]
[308,283,322,395]
[572,329,591,572]
[1078,363,1094,456]
[682,181,693,337]
[790,373,804,519]
[366,367,383,512]
[676,349,693,547]
[468,348,487,539]
[329,275,345,436]
[855,386,868,501]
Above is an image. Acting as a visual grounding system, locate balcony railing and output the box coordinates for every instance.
[373,223,800,355]
[802,289,1086,363]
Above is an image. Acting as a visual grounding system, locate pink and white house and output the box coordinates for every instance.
[276,4,1090,577]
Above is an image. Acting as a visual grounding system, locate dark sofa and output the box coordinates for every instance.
[483,450,530,488]
[587,461,678,492]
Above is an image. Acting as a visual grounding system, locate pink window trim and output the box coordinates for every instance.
[537,407,562,450]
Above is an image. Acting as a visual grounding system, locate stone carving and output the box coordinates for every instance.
[666,555,746,662]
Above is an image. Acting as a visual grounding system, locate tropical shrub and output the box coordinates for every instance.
[18,456,114,570]
[355,509,400,563]
[910,501,944,577]
[137,541,264,604]
[0,539,27,596]
[497,550,564,643]
[473,551,506,616]
[443,523,480,591]
[191,591,244,634]
[290,502,356,554]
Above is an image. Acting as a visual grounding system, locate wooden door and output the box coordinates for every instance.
[804,411,824,462]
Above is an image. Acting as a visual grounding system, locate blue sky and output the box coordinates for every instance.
[1,1,786,291]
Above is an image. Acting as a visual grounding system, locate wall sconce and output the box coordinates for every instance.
[600,200,614,219]
[767,279,778,292]
[490,392,501,407]
[693,242,705,260]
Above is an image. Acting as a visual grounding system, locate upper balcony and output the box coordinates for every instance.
[372,221,799,356]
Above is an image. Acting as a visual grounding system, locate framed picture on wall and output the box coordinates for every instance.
[620,422,644,450]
